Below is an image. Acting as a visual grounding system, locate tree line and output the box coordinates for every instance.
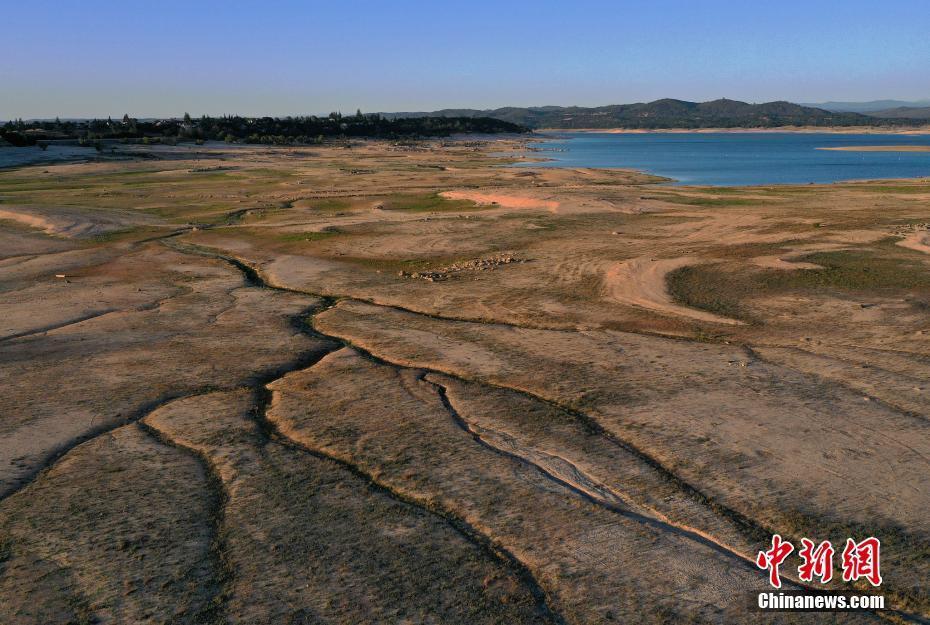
[0,112,527,147]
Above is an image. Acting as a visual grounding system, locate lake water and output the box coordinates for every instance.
[521,132,930,186]
[0,144,101,169]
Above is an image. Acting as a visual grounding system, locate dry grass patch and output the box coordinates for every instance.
[668,243,930,322]
[380,192,481,212]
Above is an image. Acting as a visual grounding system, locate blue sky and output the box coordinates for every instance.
[2,0,929,118]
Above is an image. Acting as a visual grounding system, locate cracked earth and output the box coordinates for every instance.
[1,140,928,624]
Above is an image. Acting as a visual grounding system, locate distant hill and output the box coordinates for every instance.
[804,100,930,113]
[382,99,891,129]
[867,106,930,120]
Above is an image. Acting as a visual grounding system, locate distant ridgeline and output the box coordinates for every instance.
[0,112,527,147]
[382,98,930,129]
[6,99,930,147]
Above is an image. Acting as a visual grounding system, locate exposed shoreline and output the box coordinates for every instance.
[538,126,930,135]
[816,145,930,152]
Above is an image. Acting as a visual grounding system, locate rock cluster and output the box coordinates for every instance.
[398,254,524,282]
[891,222,930,235]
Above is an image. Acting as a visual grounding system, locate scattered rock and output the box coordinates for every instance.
[398,254,526,282]
[890,222,930,236]
[189,165,233,173]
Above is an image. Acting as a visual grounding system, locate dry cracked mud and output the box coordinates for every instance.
[1,139,927,624]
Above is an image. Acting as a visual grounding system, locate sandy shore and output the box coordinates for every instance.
[816,145,930,151]
[540,126,930,135]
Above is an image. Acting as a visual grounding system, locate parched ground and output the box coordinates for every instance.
[0,139,928,624]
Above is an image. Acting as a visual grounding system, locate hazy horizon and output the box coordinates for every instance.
[3,0,929,119]
[6,97,930,123]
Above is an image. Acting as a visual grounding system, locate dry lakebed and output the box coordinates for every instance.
[1,138,928,624]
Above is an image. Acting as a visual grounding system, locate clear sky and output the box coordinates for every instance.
[3,0,929,118]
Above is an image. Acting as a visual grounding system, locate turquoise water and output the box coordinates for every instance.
[522,132,930,186]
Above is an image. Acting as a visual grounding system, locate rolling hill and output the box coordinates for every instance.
[382,98,887,129]
[868,106,930,119]
[804,99,930,113]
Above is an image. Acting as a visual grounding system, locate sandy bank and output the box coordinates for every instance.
[440,190,559,211]
[538,126,930,135]
[603,256,743,325]
[898,229,930,255]
[816,145,930,152]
